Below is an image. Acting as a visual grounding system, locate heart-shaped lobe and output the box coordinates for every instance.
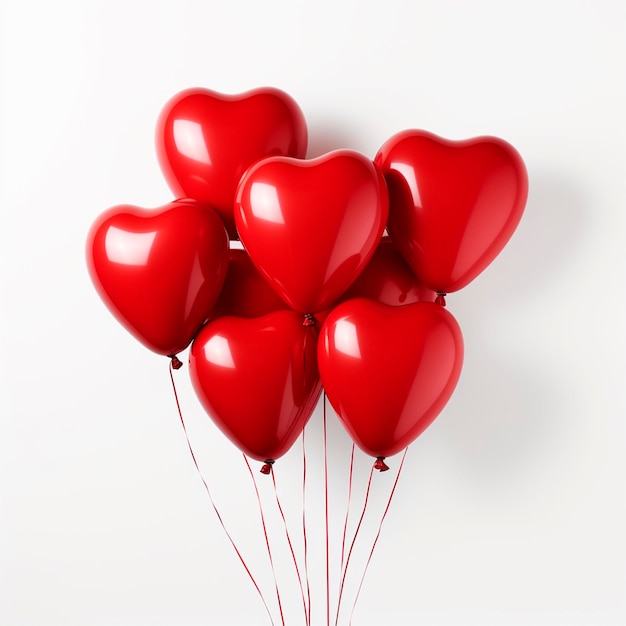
[189,310,322,462]
[375,130,528,293]
[318,299,463,458]
[156,87,307,238]
[235,150,389,314]
[86,199,229,356]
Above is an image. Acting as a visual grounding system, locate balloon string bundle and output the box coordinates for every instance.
[335,461,375,625]
[170,361,408,626]
[335,447,407,625]
[271,464,311,626]
[167,362,276,625]
[323,394,331,626]
[87,85,528,625]
[348,448,408,625]
[243,455,286,626]
[302,425,312,626]
[316,392,410,625]
[340,444,356,574]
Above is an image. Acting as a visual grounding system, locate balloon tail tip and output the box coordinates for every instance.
[374,457,390,472]
[260,459,275,475]
[303,313,316,327]
[169,355,183,370]
[435,292,447,307]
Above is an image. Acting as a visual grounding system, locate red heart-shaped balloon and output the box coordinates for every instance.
[375,130,528,293]
[340,236,436,306]
[156,87,308,238]
[235,150,389,314]
[86,199,229,356]
[209,248,288,320]
[190,311,322,462]
[318,299,463,459]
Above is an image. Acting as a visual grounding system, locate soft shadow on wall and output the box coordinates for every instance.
[436,171,590,490]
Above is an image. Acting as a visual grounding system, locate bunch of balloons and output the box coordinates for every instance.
[86,87,528,473]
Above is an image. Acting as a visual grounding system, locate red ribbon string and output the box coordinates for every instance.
[348,448,409,626]
[340,444,356,574]
[170,360,406,626]
[323,393,331,626]
[334,464,375,626]
[167,362,276,626]
[271,467,310,626]
[243,454,286,626]
[301,426,312,626]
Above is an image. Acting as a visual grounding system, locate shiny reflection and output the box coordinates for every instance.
[278,362,296,431]
[204,334,236,368]
[105,227,157,266]
[334,319,361,359]
[173,119,211,164]
[390,160,421,208]
[183,252,204,319]
[323,186,376,283]
[249,182,284,224]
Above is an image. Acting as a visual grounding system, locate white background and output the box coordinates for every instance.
[1,1,625,625]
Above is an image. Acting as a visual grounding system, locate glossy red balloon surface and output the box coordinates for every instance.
[210,248,288,319]
[340,236,436,305]
[86,199,229,356]
[375,130,528,293]
[190,311,322,462]
[235,150,389,314]
[156,87,308,238]
[318,300,463,458]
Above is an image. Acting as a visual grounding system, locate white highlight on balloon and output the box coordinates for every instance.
[249,182,284,224]
[173,119,211,164]
[204,334,236,369]
[334,319,362,359]
[105,227,157,266]
[390,160,422,208]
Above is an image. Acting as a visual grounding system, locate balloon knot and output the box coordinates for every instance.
[169,355,183,370]
[260,459,275,475]
[374,456,390,472]
[435,292,447,307]
[302,313,316,327]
